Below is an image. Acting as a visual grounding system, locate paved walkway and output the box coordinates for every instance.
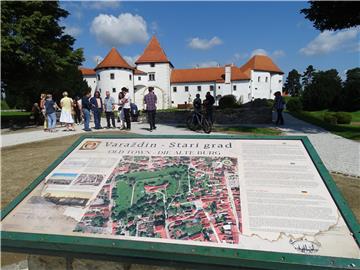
[1,113,359,176]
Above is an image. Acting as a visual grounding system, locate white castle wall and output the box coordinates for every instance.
[96,68,134,100]
[231,81,251,104]
[170,82,217,106]
[134,63,171,109]
[251,70,273,100]
[83,75,97,96]
[271,74,283,95]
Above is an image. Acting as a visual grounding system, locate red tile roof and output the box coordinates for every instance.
[95,48,133,70]
[79,68,96,76]
[170,66,250,84]
[135,36,172,66]
[134,69,147,75]
[240,55,283,74]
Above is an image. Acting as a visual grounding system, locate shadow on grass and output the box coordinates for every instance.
[290,111,360,141]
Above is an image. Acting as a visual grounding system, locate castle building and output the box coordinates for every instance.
[80,36,283,110]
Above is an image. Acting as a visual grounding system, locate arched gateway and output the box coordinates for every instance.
[134,85,165,110]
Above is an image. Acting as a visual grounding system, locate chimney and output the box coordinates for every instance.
[225,64,231,84]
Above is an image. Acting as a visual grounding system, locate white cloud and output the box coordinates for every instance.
[192,61,220,68]
[233,53,248,60]
[63,25,82,37]
[124,54,140,66]
[82,1,121,10]
[300,28,360,56]
[272,50,285,58]
[90,13,149,47]
[93,55,104,65]
[250,49,268,57]
[188,36,223,50]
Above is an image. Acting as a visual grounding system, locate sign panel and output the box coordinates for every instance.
[1,135,359,269]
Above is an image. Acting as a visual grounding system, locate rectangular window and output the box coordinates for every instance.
[210,85,214,91]
[129,74,132,80]
[149,73,155,81]
[112,88,116,93]
[171,101,174,104]
[99,88,101,93]
[185,86,189,92]
[258,76,260,82]
[279,80,282,83]
[97,74,100,81]
[150,63,155,67]
[218,86,220,89]
[173,87,177,92]
[233,85,237,91]
[138,76,141,81]
[197,86,201,91]
[110,73,114,80]
[265,77,268,82]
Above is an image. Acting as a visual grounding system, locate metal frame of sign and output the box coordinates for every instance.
[1,134,359,270]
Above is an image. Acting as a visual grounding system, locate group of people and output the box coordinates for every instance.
[39,92,81,132]
[192,92,216,124]
[81,87,137,132]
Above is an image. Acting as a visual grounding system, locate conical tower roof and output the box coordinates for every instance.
[95,47,133,70]
[240,55,283,74]
[135,36,172,66]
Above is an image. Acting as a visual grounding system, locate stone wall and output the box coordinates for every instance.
[138,106,272,125]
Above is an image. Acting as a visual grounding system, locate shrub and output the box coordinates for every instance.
[286,97,303,112]
[1,100,10,110]
[324,112,337,125]
[218,95,238,109]
[251,98,272,108]
[335,112,352,124]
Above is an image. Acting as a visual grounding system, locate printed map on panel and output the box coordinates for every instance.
[74,156,241,244]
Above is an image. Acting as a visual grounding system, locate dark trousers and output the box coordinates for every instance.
[276,109,284,125]
[105,111,116,127]
[147,110,156,129]
[74,108,82,124]
[123,108,131,129]
[205,108,214,124]
[93,109,102,129]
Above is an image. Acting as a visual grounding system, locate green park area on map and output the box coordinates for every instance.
[74,155,241,243]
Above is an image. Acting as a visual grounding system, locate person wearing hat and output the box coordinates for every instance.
[273,91,285,125]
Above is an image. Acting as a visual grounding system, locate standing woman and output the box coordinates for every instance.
[73,96,82,125]
[273,91,285,125]
[117,92,125,129]
[39,93,48,131]
[44,94,58,132]
[60,91,75,131]
[90,90,103,129]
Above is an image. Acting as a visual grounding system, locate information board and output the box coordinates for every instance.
[1,135,359,269]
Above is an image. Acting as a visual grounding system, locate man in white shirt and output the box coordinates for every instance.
[121,87,131,130]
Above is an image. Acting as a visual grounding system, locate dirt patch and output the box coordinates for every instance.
[1,135,359,266]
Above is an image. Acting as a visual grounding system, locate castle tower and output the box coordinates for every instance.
[94,48,134,100]
[134,35,173,110]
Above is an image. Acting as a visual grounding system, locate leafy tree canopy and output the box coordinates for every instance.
[283,69,302,96]
[301,65,315,89]
[1,1,87,109]
[301,1,360,31]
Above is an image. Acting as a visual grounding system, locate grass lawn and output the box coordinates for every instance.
[1,111,31,117]
[214,126,282,136]
[289,110,360,141]
[115,180,132,212]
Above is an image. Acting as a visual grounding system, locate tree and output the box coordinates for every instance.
[302,69,342,110]
[301,1,360,31]
[283,69,302,96]
[342,68,360,112]
[301,65,315,89]
[1,1,87,109]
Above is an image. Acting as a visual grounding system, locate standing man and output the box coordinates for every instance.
[81,89,92,131]
[103,90,116,129]
[144,87,157,132]
[121,87,131,130]
[204,92,215,124]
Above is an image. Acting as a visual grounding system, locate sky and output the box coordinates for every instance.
[60,1,360,80]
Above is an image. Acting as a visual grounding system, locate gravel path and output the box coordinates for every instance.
[1,113,359,176]
[278,113,359,177]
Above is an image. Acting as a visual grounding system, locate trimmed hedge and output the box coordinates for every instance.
[324,112,337,125]
[218,95,238,109]
[335,112,352,124]
[286,97,303,112]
